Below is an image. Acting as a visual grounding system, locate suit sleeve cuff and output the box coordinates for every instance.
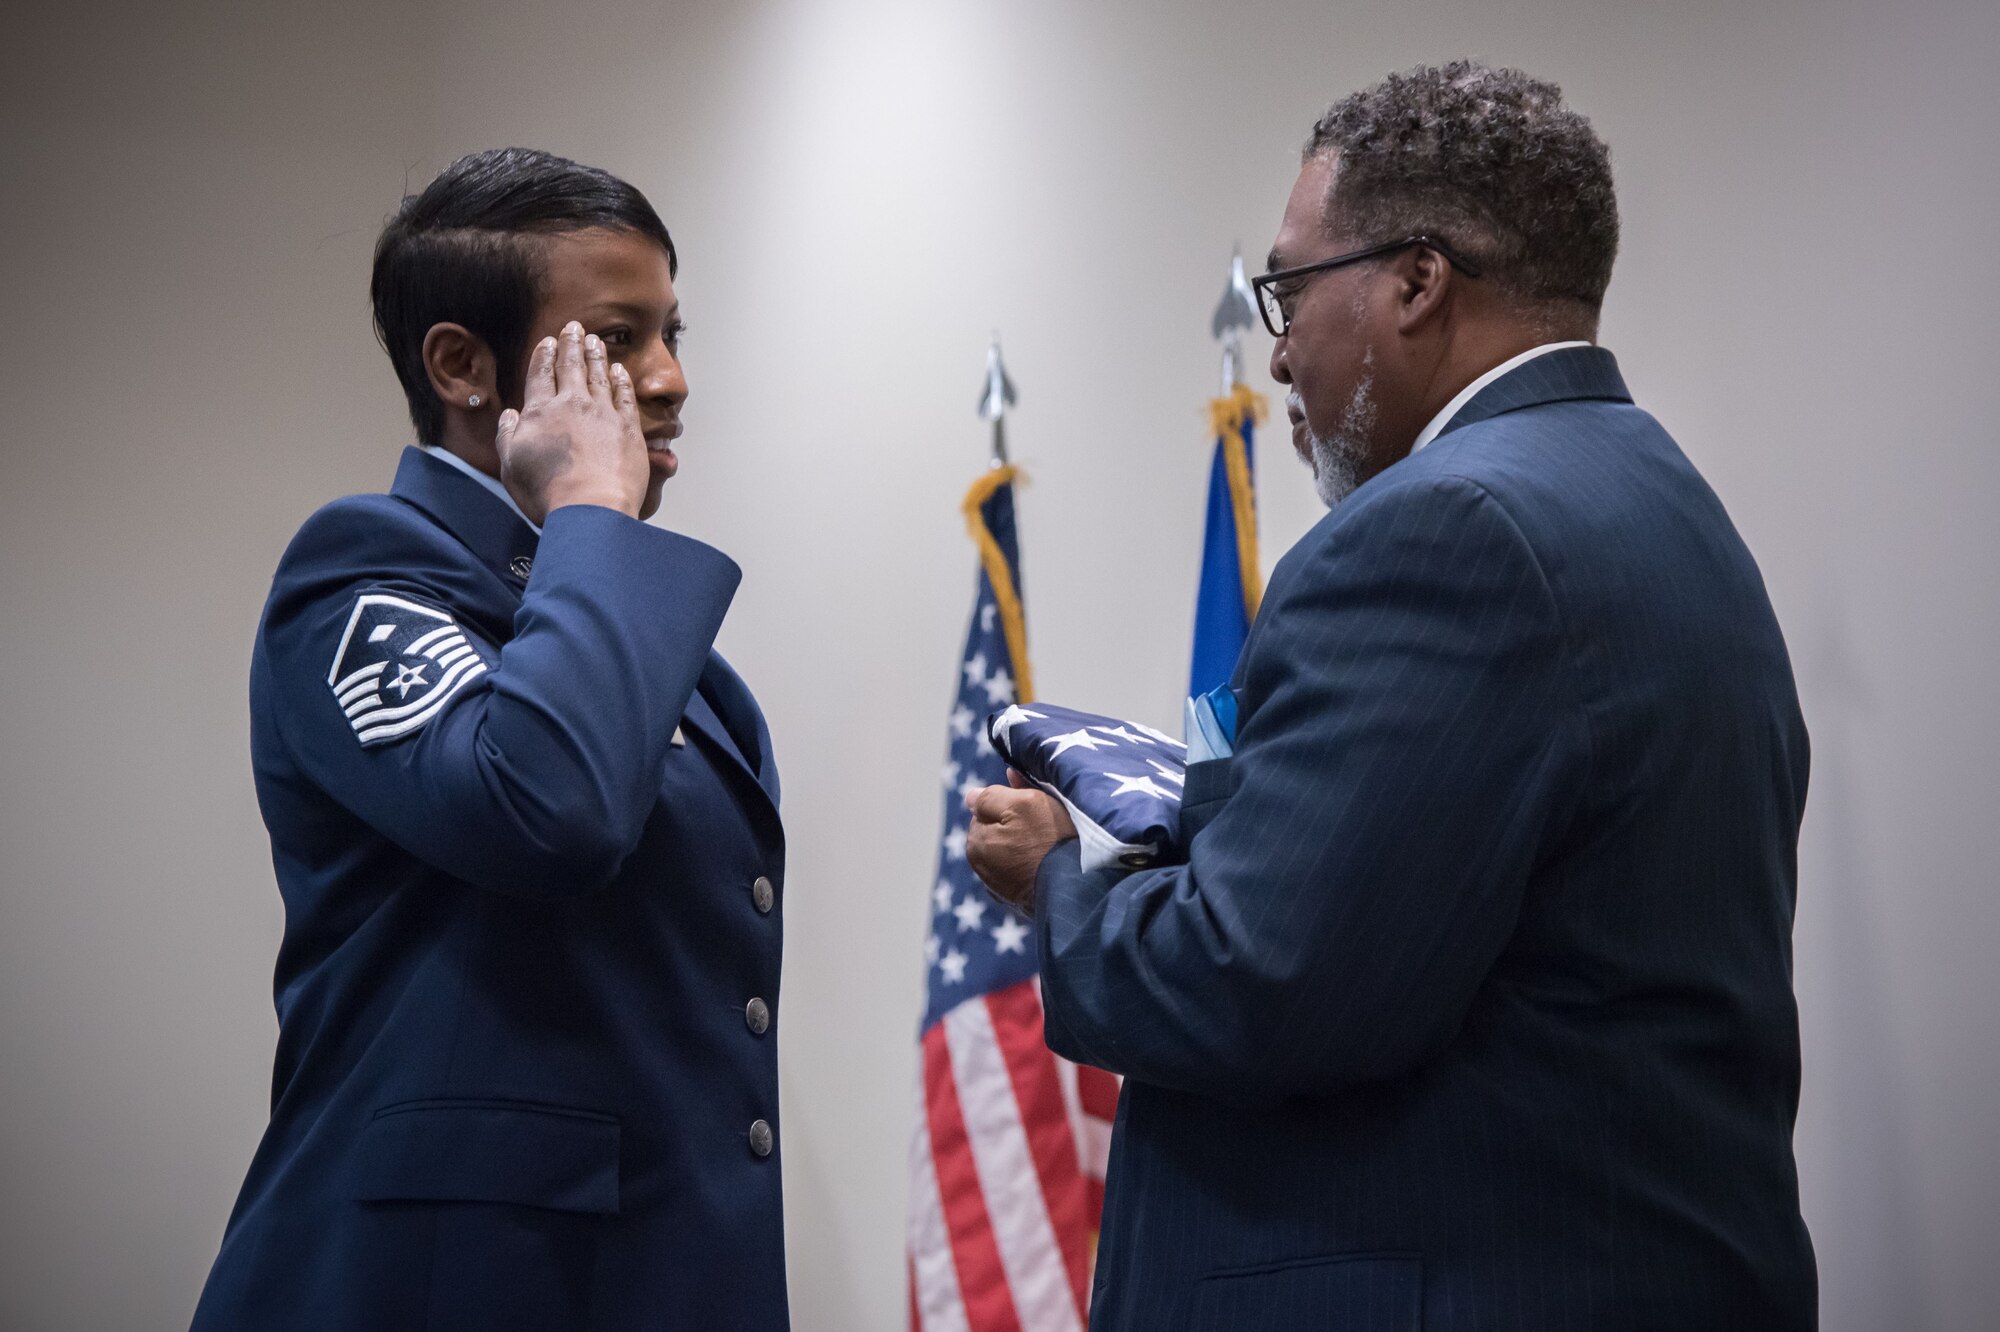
[533,505,741,612]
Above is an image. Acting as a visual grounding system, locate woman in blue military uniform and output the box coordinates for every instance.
[192,149,789,1331]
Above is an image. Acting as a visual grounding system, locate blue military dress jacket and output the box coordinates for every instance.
[192,447,789,1331]
[1037,348,1817,1330]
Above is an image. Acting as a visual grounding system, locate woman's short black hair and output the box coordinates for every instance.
[370,148,677,446]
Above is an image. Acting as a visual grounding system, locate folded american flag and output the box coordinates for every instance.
[988,703,1188,871]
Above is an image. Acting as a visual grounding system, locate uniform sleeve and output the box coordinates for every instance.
[260,501,739,898]
[1035,476,1589,1104]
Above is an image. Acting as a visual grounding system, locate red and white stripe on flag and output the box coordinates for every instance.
[908,978,1120,1331]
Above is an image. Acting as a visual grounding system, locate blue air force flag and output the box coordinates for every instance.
[1190,383,1265,699]
[326,593,489,747]
[988,702,1188,871]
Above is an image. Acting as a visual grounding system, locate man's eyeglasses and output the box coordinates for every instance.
[1251,236,1483,338]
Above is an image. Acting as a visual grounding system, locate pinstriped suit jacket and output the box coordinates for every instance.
[1036,348,1816,1330]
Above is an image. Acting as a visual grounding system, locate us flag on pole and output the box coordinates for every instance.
[907,465,1119,1332]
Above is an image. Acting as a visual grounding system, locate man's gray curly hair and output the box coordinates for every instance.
[1307,60,1619,311]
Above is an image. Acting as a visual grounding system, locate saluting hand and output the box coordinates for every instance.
[495,320,650,526]
[965,770,1078,915]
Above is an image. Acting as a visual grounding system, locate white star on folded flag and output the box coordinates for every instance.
[989,704,1047,746]
[1044,728,1110,758]
[986,701,1191,872]
[1105,771,1176,800]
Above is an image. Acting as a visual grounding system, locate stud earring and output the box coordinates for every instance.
[468,394,482,408]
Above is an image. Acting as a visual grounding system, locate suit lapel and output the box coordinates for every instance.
[390,447,540,591]
[680,654,781,814]
[1434,345,1632,444]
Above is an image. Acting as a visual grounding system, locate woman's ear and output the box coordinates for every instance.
[421,323,496,412]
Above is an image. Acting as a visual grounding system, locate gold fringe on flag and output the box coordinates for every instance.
[961,465,1036,705]
[1206,382,1267,622]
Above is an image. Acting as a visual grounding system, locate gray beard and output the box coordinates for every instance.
[1289,381,1374,508]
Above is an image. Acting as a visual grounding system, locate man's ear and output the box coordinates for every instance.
[421,323,497,412]
[1394,247,1457,335]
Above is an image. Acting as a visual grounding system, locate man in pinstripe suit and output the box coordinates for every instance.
[969,61,1817,1330]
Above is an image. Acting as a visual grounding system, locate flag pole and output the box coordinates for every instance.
[977,333,1016,466]
[1210,246,1258,392]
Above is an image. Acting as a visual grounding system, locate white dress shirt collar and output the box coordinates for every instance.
[1408,341,1593,455]
[418,444,541,534]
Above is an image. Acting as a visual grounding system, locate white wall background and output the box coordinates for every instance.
[2,0,1995,1327]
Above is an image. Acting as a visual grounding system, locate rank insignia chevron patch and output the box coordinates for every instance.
[326,593,490,747]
